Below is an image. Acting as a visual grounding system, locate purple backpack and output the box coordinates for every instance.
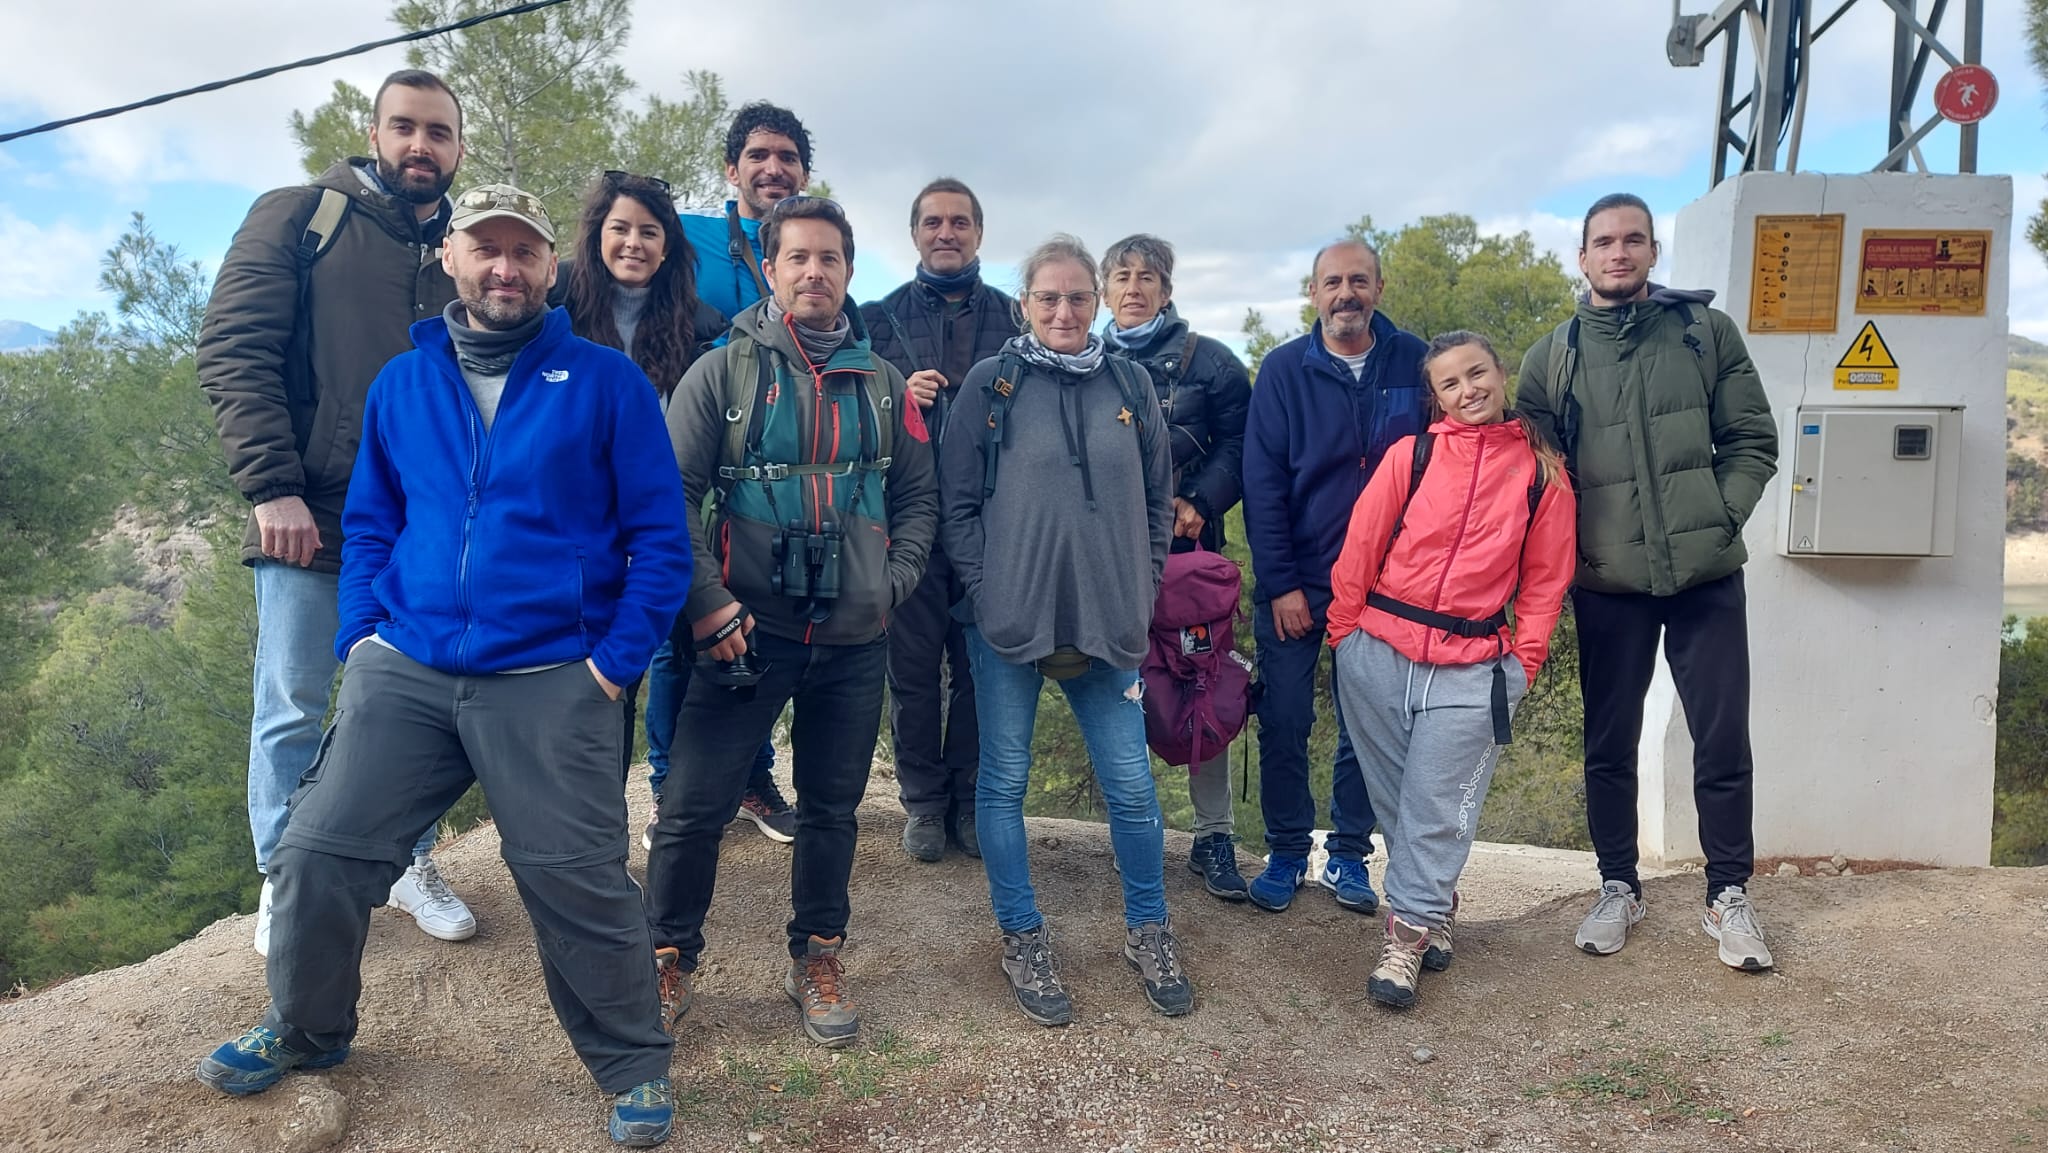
[1142,547,1254,767]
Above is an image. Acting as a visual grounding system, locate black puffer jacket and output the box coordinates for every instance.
[1109,304,1250,550]
[860,277,1020,459]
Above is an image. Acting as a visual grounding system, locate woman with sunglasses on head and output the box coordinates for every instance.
[940,234,1188,1027]
[1325,330,1577,1011]
[555,171,792,850]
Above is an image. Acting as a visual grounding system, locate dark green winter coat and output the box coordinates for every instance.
[1515,287,1776,597]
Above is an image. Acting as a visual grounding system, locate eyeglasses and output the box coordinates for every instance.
[603,170,672,196]
[1027,291,1099,312]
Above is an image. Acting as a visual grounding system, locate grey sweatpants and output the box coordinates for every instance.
[262,641,671,1094]
[1333,631,1527,929]
[1188,749,1234,837]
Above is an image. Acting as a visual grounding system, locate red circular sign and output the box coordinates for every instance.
[1933,65,1998,125]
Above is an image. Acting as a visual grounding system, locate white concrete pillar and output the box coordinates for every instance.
[1642,171,2010,867]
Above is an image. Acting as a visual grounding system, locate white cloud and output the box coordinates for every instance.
[0,208,118,305]
[0,0,2037,343]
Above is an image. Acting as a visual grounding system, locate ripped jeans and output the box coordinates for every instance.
[965,628,1168,932]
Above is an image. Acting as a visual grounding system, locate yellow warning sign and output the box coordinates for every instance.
[1855,229,1990,317]
[1834,321,1899,390]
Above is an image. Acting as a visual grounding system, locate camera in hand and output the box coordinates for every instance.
[695,606,769,699]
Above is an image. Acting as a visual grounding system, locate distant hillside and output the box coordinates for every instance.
[2014,333,2048,360]
[0,320,55,352]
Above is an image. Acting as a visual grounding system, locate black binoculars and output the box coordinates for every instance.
[769,519,843,603]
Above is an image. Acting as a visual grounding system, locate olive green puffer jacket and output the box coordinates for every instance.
[1514,287,1776,597]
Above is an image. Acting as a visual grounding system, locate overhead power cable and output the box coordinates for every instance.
[0,0,572,146]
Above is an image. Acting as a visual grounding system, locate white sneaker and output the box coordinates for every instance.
[253,878,274,957]
[1704,886,1774,972]
[1574,879,1645,955]
[388,856,477,942]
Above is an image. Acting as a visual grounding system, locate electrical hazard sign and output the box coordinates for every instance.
[1834,321,1899,390]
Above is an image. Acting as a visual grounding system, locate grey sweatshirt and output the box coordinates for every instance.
[940,355,1173,668]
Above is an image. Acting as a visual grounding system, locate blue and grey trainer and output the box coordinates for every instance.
[1187,833,1250,901]
[608,1076,674,1146]
[1317,855,1380,914]
[1247,852,1309,912]
[195,1025,348,1096]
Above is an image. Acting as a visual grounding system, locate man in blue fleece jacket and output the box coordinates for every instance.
[1240,239,1428,916]
[197,184,690,1148]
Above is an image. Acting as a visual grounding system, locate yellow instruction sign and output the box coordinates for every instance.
[1855,229,1989,316]
[1749,214,1844,333]
[1834,321,1899,390]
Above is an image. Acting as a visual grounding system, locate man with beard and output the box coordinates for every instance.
[1516,193,1778,972]
[200,69,477,956]
[681,101,815,323]
[650,196,937,1048]
[658,100,818,842]
[198,183,693,1148]
[860,178,1020,862]
[1240,239,1426,917]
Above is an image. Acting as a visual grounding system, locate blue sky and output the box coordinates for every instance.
[2,1,2042,343]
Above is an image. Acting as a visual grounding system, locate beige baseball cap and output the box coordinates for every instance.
[449,183,556,244]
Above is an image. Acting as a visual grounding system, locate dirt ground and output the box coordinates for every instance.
[2,771,2044,1153]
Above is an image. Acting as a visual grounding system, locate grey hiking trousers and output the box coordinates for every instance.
[261,641,671,1093]
[1333,631,1527,929]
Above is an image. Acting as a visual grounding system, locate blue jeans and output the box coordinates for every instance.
[643,639,776,800]
[966,629,1167,933]
[249,561,433,872]
[1251,586,1376,861]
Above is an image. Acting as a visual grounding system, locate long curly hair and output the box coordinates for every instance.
[563,173,702,394]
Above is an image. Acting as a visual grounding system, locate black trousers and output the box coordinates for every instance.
[1574,570,1755,902]
[645,632,887,967]
[886,547,978,818]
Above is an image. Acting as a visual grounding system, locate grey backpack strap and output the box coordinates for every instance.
[296,187,350,270]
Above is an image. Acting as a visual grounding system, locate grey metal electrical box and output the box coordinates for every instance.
[1780,405,1962,557]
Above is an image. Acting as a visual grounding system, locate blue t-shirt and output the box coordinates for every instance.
[679,202,764,322]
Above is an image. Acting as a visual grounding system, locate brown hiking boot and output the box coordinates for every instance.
[1368,916,1430,1009]
[654,946,693,1034]
[785,935,858,1048]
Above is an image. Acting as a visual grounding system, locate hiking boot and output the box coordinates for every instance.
[608,1076,673,1147]
[1317,855,1380,914]
[1704,886,1774,972]
[1368,916,1430,1009]
[388,855,477,942]
[735,784,798,843]
[1574,880,1646,956]
[1247,853,1309,912]
[954,811,981,859]
[902,813,947,862]
[1422,891,1458,972]
[1000,924,1073,1027]
[1124,920,1194,1017]
[785,935,858,1048]
[196,1025,348,1096]
[252,878,274,957]
[1186,833,1249,901]
[653,946,693,1034]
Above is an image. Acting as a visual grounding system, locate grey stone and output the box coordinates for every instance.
[278,1084,349,1153]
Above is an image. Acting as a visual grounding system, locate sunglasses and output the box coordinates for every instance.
[603,170,673,196]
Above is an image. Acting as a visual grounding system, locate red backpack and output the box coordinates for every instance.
[1141,547,1254,767]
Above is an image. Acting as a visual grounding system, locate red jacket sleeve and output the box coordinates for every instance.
[1326,436,1415,645]
[1509,472,1578,681]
